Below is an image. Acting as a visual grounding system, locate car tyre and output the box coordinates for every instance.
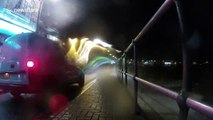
[78,72,85,87]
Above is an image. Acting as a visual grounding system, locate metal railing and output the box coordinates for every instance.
[118,0,213,120]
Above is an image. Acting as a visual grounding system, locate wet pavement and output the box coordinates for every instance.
[0,66,145,120]
[51,66,145,120]
[1,65,212,120]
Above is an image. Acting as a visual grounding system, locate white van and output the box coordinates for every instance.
[0,33,84,96]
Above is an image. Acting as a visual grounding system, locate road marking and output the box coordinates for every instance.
[78,79,97,97]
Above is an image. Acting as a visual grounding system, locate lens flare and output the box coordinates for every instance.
[48,94,68,115]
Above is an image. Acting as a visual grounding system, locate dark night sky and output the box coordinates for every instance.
[47,0,213,60]
[58,0,166,48]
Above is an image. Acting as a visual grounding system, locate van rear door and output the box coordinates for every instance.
[0,33,30,86]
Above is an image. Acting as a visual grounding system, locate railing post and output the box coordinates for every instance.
[175,0,191,119]
[124,53,128,86]
[121,57,124,82]
[133,40,139,114]
[118,59,122,80]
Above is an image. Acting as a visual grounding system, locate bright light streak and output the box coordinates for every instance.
[47,35,59,41]
[5,40,21,49]
[66,38,78,61]
[0,8,36,32]
[115,49,122,53]
[77,41,96,64]
[144,61,149,65]
[77,38,89,54]
[93,38,112,48]
[83,56,115,73]
[65,37,112,68]
[0,19,32,35]
[164,62,172,65]
[66,38,100,66]
[49,0,81,28]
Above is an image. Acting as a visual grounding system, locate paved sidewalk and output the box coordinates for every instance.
[51,69,145,120]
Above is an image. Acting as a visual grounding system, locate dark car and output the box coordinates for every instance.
[0,33,84,96]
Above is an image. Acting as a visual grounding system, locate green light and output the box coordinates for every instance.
[83,56,115,71]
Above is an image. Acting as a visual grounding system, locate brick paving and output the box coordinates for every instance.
[51,73,145,120]
[52,81,113,120]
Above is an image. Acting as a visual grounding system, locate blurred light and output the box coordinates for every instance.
[1,73,9,79]
[77,41,95,63]
[83,56,115,73]
[48,94,68,115]
[144,61,149,65]
[81,38,89,41]
[0,19,32,35]
[66,37,113,66]
[93,38,112,48]
[27,61,34,68]
[66,38,79,62]
[5,40,21,49]
[193,61,197,65]
[47,35,59,41]
[111,61,116,64]
[66,38,99,65]
[115,49,122,53]
[0,7,36,33]
[164,62,172,66]
[77,38,89,54]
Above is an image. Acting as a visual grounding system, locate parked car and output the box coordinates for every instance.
[0,33,84,96]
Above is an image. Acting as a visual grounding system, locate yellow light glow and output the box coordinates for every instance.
[65,37,109,67]
[77,38,88,54]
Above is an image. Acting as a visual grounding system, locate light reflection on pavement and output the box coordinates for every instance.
[0,73,97,120]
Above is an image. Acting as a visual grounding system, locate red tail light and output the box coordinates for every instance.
[27,61,34,68]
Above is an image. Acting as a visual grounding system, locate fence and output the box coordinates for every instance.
[118,0,213,120]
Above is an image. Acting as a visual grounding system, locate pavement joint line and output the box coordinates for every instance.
[77,78,97,98]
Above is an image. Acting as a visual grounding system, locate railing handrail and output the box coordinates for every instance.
[124,0,174,53]
[118,0,213,119]
[119,71,213,118]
